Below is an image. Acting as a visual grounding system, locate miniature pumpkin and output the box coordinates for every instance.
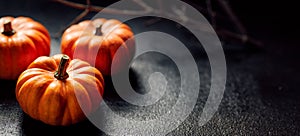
[15,54,104,126]
[0,16,50,80]
[60,18,135,75]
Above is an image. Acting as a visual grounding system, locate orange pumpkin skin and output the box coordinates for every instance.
[15,54,104,126]
[0,16,50,80]
[61,18,135,75]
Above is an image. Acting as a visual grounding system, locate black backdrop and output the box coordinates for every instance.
[0,0,299,135]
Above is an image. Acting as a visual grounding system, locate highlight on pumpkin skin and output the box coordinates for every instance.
[15,54,104,126]
[0,16,51,80]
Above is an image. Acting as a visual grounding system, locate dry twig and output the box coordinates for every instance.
[53,0,263,47]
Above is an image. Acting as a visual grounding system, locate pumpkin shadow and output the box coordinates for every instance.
[102,67,142,103]
[21,113,103,136]
[0,79,17,102]
[102,51,181,109]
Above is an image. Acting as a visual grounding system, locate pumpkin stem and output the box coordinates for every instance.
[2,21,16,36]
[54,55,70,80]
[95,25,103,36]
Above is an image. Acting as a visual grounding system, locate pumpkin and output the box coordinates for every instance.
[60,18,135,75]
[15,54,104,126]
[0,16,50,80]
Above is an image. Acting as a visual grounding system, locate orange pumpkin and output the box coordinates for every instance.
[0,16,50,80]
[60,18,135,75]
[15,54,104,126]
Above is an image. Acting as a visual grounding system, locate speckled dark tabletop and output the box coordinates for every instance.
[0,0,299,135]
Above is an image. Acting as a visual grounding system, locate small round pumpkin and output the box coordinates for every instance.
[15,54,104,126]
[60,18,135,75]
[0,16,50,80]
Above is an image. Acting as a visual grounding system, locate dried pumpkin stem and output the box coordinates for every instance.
[54,55,70,80]
[95,25,103,36]
[2,22,16,36]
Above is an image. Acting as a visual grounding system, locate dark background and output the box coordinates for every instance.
[0,0,299,135]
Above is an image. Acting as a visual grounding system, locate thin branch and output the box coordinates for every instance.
[216,0,247,34]
[184,23,263,47]
[206,0,216,28]
[86,0,91,8]
[53,0,153,15]
[144,0,163,26]
[132,0,153,12]
[52,0,103,11]
[54,0,91,38]
[156,0,163,14]
[53,0,263,47]
[217,29,263,47]
[68,0,90,25]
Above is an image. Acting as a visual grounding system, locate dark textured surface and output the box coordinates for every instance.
[1,0,300,135]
